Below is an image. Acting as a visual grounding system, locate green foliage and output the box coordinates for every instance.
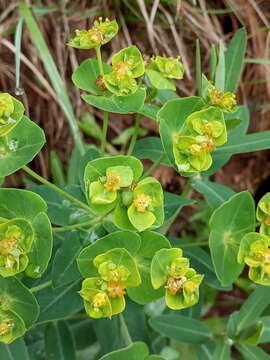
[3,13,270,360]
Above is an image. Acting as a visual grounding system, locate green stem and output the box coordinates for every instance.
[22,165,92,213]
[141,153,167,180]
[127,114,142,155]
[101,111,109,155]
[95,46,104,76]
[181,181,192,197]
[30,280,52,293]
[119,313,132,346]
[52,218,101,232]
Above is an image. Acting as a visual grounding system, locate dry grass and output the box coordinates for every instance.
[0,0,270,191]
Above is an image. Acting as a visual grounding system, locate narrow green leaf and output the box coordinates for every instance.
[236,344,270,360]
[235,286,270,334]
[15,17,24,89]
[50,151,66,187]
[210,44,218,82]
[213,340,231,360]
[215,131,270,157]
[150,315,211,344]
[225,28,247,92]
[245,58,270,65]
[191,179,235,209]
[19,3,85,155]
[0,339,30,360]
[215,42,226,90]
[196,39,202,96]
[260,316,270,344]
[45,321,76,360]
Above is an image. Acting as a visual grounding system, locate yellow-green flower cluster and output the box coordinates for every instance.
[151,248,204,310]
[79,248,141,318]
[67,18,118,49]
[173,106,227,173]
[103,46,145,96]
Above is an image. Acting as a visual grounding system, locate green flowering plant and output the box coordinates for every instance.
[256,193,270,235]
[67,17,118,49]
[238,232,270,285]
[3,9,270,360]
[145,55,184,90]
[103,46,145,96]
[151,248,204,310]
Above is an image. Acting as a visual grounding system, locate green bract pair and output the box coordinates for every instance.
[79,247,141,318]
[237,193,270,285]
[151,248,204,310]
[77,231,204,319]
[67,18,119,49]
[173,106,227,173]
[146,55,184,91]
[0,189,52,279]
[0,277,39,344]
[103,46,145,96]
[84,156,164,232]
[0,93,25,137]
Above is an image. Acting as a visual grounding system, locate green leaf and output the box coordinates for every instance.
[82,88,146,114]
[191,179,235,209]
[0,116,45,177]
[210,44,218,82]
[225,28,247,92]
[132,137,170,165]
[50,151,66,187]
[36,279,83,323]
[150,315,211,344]
[158,97,204,168]
[214,130,270,157]
[52,231,82,288]
[209,191,255,286]
[260,316,270,344]
[236,344,270,360]
[112,127,147,146]
[29,184,89,226]
[99,342,149,360]
[127,231,171,304]
[78,112,103,141]
[45,321,76,360]
[19,3,84,155]
[72,59,111,95]
[0,277,39,328]
[0,339,30,360]
[137,103,160,120]
[196,39,202,96]
[212,340,231,360]
[77,231,141,278]
[164,192,194,222]
[235,286,270,334]
[215,42,225,91]
[146,69,176,90]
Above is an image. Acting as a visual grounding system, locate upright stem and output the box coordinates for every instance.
[95,46,104,76]
[141,153,167,180]
[22,165,92,213]
[127,114,142,155]
[119,313,132,346]
[95,46,108,155]
[101,111,109,155]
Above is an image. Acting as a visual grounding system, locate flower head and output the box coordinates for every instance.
[0,221,33,277]
[210,87,237,113]
[104,172,121,191]
[238,232,270,285]
[67,18,118,49]
[133,193,152,212]
[151,248,203,310]
[256,193,270,236]
[0,309,25,344]
[0,93,14,122]
[103,46,145,96]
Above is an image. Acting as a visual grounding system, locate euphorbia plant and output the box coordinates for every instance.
[2,7,270,359]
